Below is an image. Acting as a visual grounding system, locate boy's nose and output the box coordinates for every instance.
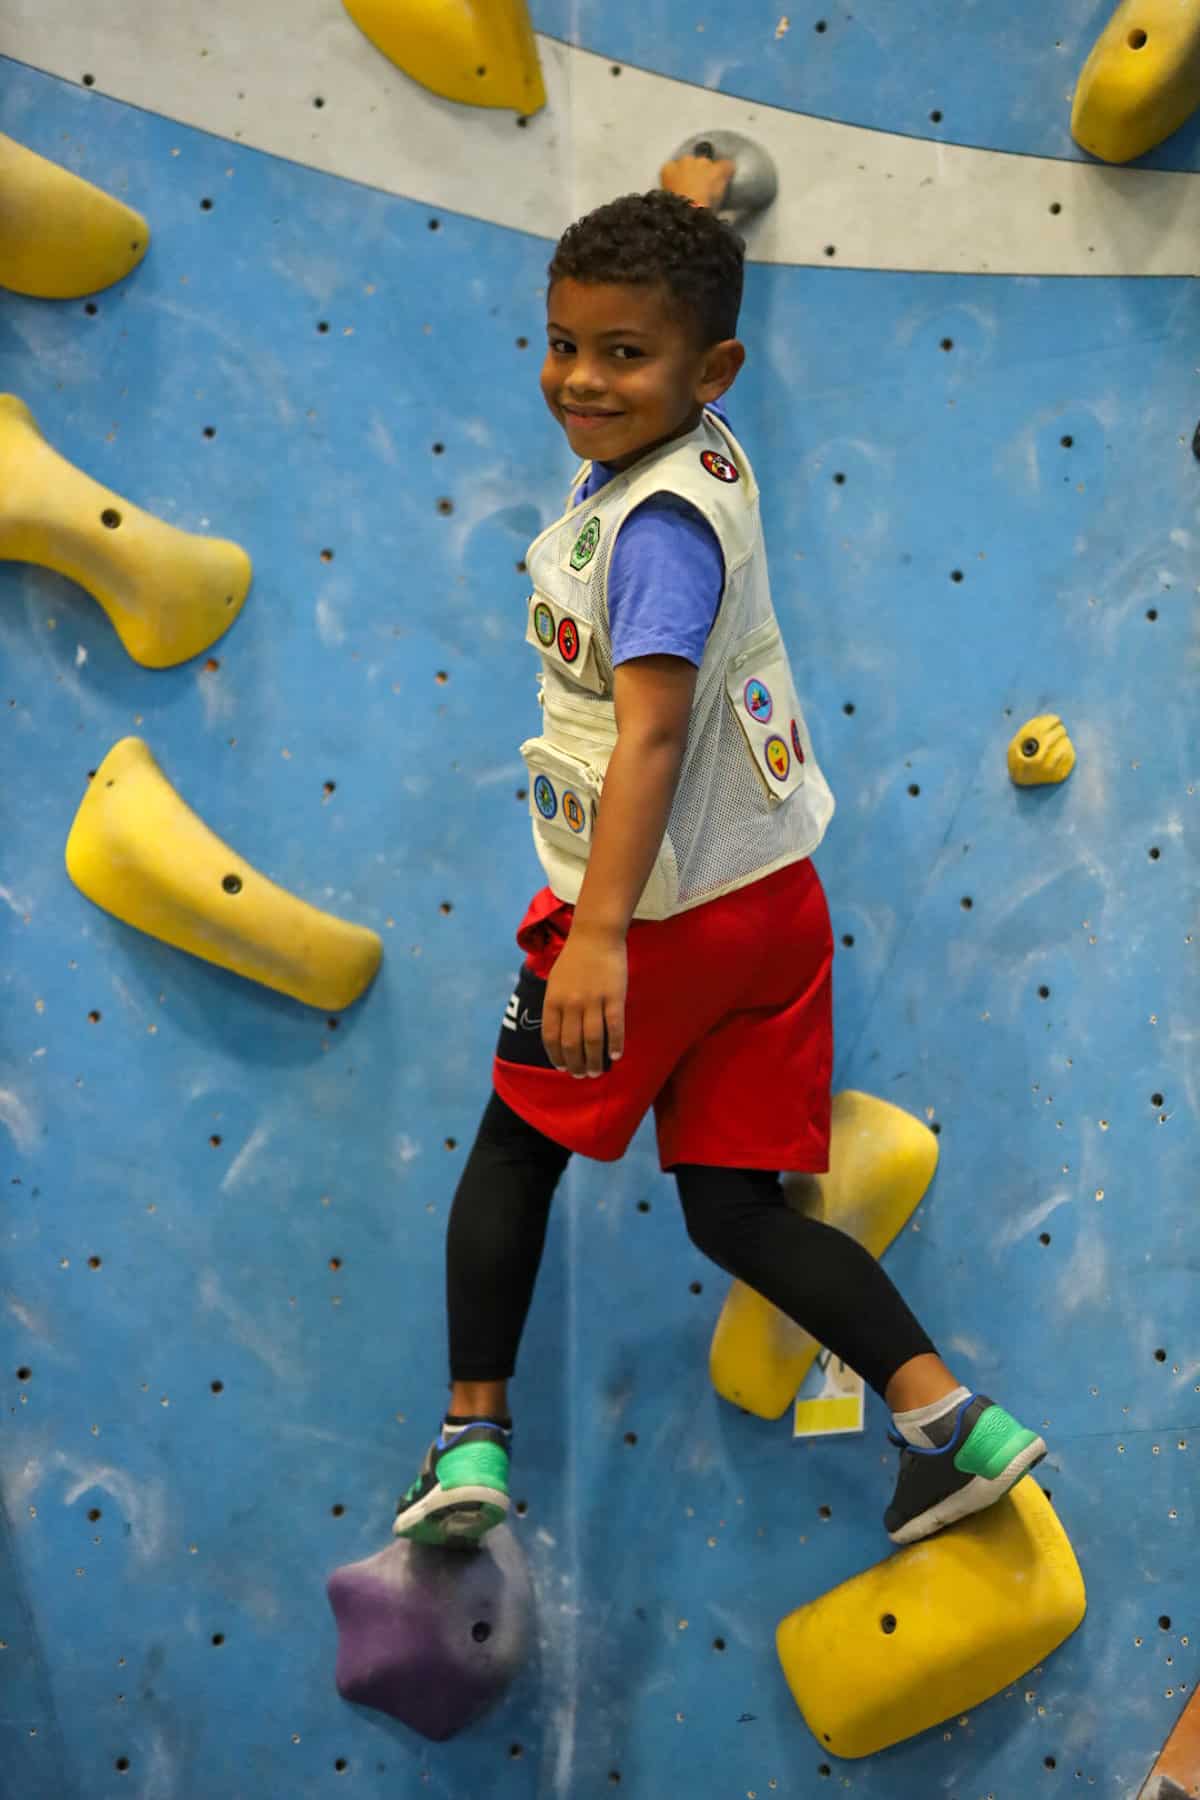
[562,361,606,397]
[563,387,614,413]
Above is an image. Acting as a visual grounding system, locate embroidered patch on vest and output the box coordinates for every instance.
[764,736,791,782]
[557,616,581,663]
[533,600,556,647]
[701,449,739,483]
[744,677,773,724]
[791,718,806,764]
[561,789,587,834]
[533,775,558,820]
[569,516,601,570]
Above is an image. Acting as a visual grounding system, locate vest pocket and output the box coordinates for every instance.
[724,618,810,805]
[526,592,607,696]
[519,737,601,850]
[518,733,680,920]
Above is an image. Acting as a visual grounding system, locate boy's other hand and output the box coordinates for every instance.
[660,154,735,210]
[542,921,627,1078]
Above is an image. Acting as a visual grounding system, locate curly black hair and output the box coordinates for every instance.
[547,190,745,349]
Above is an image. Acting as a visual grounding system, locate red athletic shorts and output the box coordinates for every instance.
[492,856,834,1172]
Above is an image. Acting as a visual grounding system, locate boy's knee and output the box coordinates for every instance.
[674,1163,780,1263]
[479,1090,572,1174]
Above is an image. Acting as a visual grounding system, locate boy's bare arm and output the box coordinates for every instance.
[540,656,697,1078]
[574,656,697,933]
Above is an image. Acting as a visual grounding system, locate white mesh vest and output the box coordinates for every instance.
[519,407,835,920]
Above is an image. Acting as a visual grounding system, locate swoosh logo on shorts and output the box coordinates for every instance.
[519,1009,542,1030]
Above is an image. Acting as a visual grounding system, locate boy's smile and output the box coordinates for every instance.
[541,277,743,475]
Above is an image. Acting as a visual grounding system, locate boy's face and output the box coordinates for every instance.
[541,278,743,473]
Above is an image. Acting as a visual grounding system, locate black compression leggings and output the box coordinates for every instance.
[447,1092,937,1399]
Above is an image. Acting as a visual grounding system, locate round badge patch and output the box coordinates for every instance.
[744,677,773,724]
[557,616,580,664]
[764,736,791,783]
[700,449,739,484]
[790,718,806,764]
[533,601,556,647]
[561,789,586,834]
[570,516,601,571]
[533,775,558,821]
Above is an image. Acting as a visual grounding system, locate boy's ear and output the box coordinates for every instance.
[698,337,745,403]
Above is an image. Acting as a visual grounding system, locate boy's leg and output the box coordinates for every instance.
[394,1091,572,1547]
[674,1164,1046,1545]
[675,1162,937,1395]
[446,1089,572,1391]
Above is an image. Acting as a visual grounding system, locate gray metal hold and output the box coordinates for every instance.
[667,129,779,226]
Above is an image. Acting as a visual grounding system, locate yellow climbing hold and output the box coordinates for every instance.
[1007,714,1075,786]
[0,395,250,668]
[66,739,383,1011]
[709,1092,938,1420]
[0,133,149,298]
[776,1477,1086,1758]
[1072,0,1200,163]
[343,0,546,115]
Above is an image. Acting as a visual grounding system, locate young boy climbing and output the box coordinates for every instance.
[395,156,1046,1553]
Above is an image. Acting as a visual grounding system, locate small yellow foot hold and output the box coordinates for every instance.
[342,0,546,115]
[708,1092,938,1419]
[66,738,384,1011]
[1072,1,1200,163]
[0,395,250,667]
[776,1478,1086,1759]
[0,134,150,298]
[1007,713,1075,787]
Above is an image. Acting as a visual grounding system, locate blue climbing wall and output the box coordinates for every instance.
[1,4,1197,1796]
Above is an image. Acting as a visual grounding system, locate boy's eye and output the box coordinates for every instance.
[546,339,645,359]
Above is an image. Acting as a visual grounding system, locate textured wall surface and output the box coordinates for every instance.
[1,6,1197,1798]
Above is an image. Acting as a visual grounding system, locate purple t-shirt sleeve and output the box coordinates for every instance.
[605,496,725,668]
[572,402,731,669]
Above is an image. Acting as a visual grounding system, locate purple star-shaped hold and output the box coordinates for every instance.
[326,1526,533,1741]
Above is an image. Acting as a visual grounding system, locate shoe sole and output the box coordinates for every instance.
[393,1483,510,1550]
[887,1436,1048,1546]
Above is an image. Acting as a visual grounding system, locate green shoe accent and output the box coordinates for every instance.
[437,1439,510,1495]
[954,1405,1040,1481]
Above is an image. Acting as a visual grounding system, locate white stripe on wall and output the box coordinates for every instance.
[7,2,1200,274]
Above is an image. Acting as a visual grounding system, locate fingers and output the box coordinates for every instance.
[582,1000,607,1078]
[542,1000,617,1078]
[541,999,563,1074]
[604,993,625,1065]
